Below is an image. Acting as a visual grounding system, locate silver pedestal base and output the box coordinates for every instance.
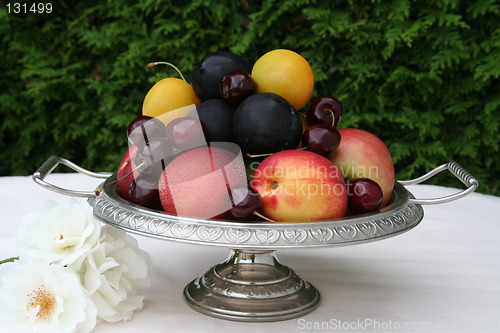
[184,250,320,322]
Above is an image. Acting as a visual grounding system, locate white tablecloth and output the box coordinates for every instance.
[1,174,499,332]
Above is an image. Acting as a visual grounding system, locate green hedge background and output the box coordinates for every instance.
[1,0,499,195]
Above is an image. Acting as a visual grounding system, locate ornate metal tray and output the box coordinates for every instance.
[33,157,478,322]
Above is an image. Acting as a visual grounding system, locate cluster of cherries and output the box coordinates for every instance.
[303,96,343,157]
[302,96,383,214]
[126,114,217,209]
[122,112,263,221]
[123,116,168,209]
[301,97,384,215]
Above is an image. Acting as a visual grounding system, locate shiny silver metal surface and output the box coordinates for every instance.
[400,161,478,204]
[183,250,320,321]
[32,155,111,197]
[33,157,479,322]
[88,180,423,249]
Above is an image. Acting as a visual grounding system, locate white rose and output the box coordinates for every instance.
[15,198,101,270]
[0,260,97,333]
[75,225,152,323]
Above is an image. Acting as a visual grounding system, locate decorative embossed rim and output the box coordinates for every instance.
[88,176,424,249]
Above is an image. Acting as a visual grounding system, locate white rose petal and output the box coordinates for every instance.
[0,260,97,333]
[15,198,101,270]
[75,225,152,323]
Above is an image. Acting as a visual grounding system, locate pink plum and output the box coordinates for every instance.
[158,145,247,219]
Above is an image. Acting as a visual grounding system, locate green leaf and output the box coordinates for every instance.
[0,257,19,265]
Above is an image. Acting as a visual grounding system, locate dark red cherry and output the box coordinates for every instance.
[192,51,252,102]
[220,70,257,105]
[229,187,260,220]
[137,137,173,174]
[306,96,343,127]
[165,116,206,151]
[303,124,341,156]
[347,178,383,214]
[127,116,166,148]
[128,175,162,210]
[116,146,140,201]
[133,154,165,179]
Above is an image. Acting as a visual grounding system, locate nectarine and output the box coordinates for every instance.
[251,150,347,221]
[329,128,394,206]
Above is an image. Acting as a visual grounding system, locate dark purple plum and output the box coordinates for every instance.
[193,99,235,143]
[233,93,302,155]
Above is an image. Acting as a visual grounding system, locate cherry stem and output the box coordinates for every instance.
[328,109,336,127]
[246,152,272,158]
[253,211,275,222]
[147,61,187,82]
[247,147,307,159]
[95,161,146,196]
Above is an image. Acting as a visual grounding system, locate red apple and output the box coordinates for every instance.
[117,145,140,200]
[251,150,348,222]
[158,145,247,219]
[329,128,394,207]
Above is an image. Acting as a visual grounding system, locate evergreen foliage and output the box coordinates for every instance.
[1,0,499,194]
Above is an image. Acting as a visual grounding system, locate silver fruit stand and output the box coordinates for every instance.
[33,156,478,322]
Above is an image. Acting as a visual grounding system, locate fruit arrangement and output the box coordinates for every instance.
[107,49,395,223]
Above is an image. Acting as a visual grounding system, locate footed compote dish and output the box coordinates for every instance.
[33,156,478,322]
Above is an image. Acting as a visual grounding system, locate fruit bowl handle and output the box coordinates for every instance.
[399,162,479,205]
[32,155,112,198]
